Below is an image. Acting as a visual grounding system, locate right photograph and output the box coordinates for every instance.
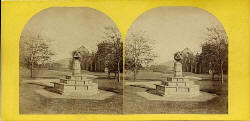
[124,7,228,114]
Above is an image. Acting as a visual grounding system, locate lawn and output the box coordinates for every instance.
[123,70,228,114]
[19,68,123,114]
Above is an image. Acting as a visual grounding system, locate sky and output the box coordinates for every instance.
[127,7,225,64]
[22,7,118,61]
[21,7,226,63]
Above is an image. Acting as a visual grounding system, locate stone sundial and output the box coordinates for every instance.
[50,50,98,96]
[155,52,200,97]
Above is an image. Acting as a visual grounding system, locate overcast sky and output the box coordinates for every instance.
[22,7,226,63]
[127,7,225,64]
[22,7,117,61]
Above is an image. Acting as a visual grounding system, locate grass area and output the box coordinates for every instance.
[125,70,227,81]
[19,69,122,114]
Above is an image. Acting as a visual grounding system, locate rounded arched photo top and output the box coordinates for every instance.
[19,7,123,78]
[20,7,122,62]
[125,6,227,65]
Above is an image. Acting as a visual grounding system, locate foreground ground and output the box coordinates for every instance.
[123,70,228,114]
[20,68,227,114]
[19,69,123,114]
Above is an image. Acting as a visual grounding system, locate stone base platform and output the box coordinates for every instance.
[155,84,200,96]
[34,89,115,100]
[156,75,200,96]
[162,80,195,86]
[167,76,190,81]
[51,74,99,95]
[51,81,98,95]
[136,91,217,102]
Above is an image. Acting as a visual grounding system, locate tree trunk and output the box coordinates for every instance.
[212,71,214,81]
[133,63,137,81]
[90,63,93,71]
[133,69,136,81]
[30,63,33,78]
[99,61,101,72]
[94,62,97,72]
[220,61,224,84]
[117,61,120,82]
[199,63,202,74]
[108,70,110,78]
[195,63,197,73]
[191,63,193,73]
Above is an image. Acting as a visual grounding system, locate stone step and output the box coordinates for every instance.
[161,81,195,86]
[155,84,199,88]
[155,84,200,96]
[166,77,190,81]
[51,82,98,95]
[59,79,93,84]
[51,82,97,86]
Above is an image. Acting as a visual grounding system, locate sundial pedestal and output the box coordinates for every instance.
[51,50,98,96]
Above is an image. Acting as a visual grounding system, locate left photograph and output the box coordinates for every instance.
[19,7,123,114]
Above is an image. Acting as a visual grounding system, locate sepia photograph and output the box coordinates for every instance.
[124,7,228,114]
[19,7,123,114]
[19,6,228,114]
[2,0,250,120]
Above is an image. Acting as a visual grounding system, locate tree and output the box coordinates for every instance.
[77,45,90,70]
[101,26,123,82]
[125,31,157,80]
[180,48,195,72]
[20,31,54,78]
[96,41,113,77]
[201,26,228,84]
